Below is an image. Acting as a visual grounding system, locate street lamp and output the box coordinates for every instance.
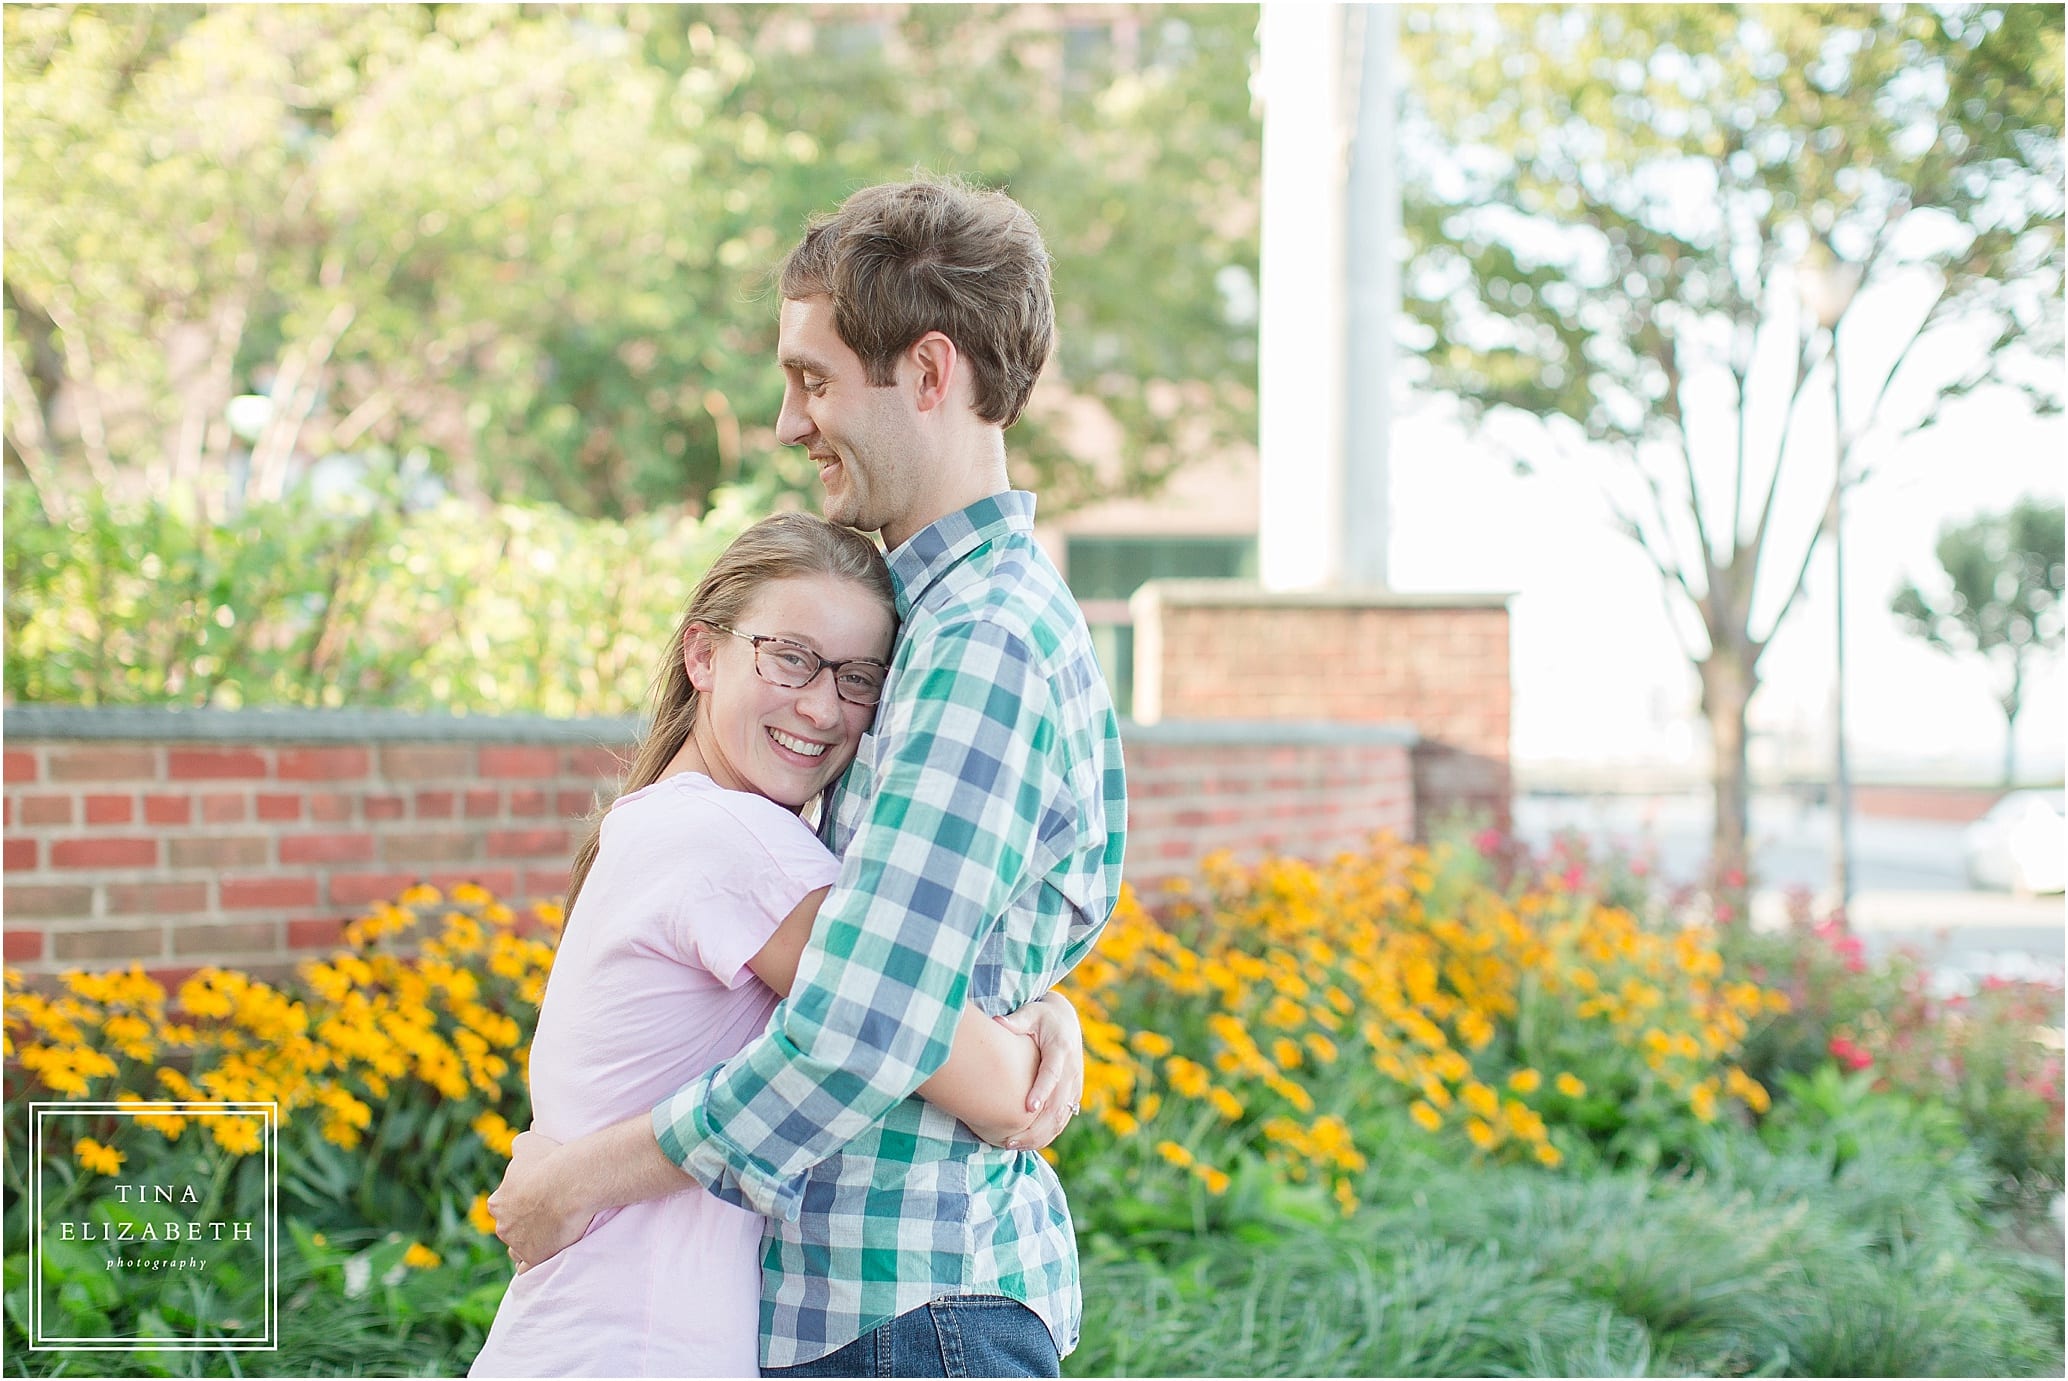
[1799,248,1861,910]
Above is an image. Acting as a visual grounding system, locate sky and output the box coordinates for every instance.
[1385,303,2065,786]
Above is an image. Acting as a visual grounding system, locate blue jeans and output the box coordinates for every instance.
[761,1296,1061,1378]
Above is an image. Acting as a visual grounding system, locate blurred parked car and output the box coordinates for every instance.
[1962,790,2066,895]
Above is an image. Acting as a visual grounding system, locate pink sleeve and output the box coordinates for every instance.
[681,805,841,990]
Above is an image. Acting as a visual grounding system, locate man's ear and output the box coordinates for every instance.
[906,331,960,414]
[683,624,719,694]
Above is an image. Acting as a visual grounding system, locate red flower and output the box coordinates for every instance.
[1829,1036,1873,1071]
[1722,868,1747,889]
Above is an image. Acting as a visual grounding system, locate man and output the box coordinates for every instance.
[489,177,1128,1378]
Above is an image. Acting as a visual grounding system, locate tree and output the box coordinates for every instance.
[1397,3,2065,876]
[1892,497,2065,785]
[3,4,1260,522]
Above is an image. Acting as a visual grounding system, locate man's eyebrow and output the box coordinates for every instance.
[778,350,831,374]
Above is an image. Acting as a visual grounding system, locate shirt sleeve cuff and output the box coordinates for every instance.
[651,1070,807,1222]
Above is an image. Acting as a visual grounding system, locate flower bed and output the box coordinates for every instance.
[4,832,2060,1376]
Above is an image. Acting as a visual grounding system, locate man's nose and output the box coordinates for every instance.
[776,387,814,448]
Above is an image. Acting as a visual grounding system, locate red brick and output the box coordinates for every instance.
[200,792,248,824]
[363,794,407,822]
[557,790,598,818]
[521,865,570,899]
[465,789,501,819]
[287,918,345,950]
[480,746,559,778]
[48,746,157,781]
[383,833,476,865]
[415,790,456,819]
[4,927,45,960]
[4,749,39,783]
[281,833,374,865]
[143,794,193,825]
[52,837,157,869]
[20,794,73,825]
[83,794,135,825]
[276,747,370,781]
[54,927,165,961]
[105,882,210,916]
[307,793,352,823]
[565,745,625,778]
[168,836,270,868]
[488,827,568,859]
[3,884,92,918]
[168,748,269,780]
[172,921,280,958]
[380,746,473,780]
[328,871,420,907]
[256,793,303,822]
[5,838,36,871]
[508,788,547,818]
[148,965,201,992]
[220,877,320,910]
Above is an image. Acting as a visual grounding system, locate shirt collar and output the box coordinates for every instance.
[884,491,1038,618]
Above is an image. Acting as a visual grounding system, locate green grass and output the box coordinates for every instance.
[1073,1121,2063,1378]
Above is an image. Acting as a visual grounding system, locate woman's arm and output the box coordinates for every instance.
[747,887,1081,1147]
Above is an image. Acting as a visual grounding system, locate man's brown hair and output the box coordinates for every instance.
[779,177,1055,428]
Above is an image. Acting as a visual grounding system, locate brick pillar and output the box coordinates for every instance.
[1131,580,1512,833]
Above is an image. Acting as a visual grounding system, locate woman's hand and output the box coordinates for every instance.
[486,1129,592,1271]
[989,990,1085,1151]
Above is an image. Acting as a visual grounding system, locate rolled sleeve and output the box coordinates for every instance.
[650,617,1062,1211]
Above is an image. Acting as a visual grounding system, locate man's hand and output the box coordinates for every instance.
[991,990,1085,1151]
[487,1130,591,1271]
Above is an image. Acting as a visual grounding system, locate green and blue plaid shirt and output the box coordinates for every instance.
[653,491,1128,1368]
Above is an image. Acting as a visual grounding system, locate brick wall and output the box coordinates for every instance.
[2,709,1415,980]
[1133,581,1512,830]
[3,709,631,982]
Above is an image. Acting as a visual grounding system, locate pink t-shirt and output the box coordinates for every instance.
[469,773,838,1379]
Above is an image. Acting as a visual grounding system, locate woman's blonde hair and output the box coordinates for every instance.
[563,513,894,918]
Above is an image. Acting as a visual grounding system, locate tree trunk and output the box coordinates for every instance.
[1699,650,1756,884]
[2001,658,2024,788]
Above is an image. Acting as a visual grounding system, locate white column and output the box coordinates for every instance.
[1256,2,1349,592]
[1342,3,1396,589]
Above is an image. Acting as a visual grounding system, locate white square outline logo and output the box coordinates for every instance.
[28,1100,279,1351]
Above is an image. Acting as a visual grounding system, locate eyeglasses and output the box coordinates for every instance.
[707,624,890,706]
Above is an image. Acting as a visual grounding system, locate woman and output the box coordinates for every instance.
[469,514,1076,1377]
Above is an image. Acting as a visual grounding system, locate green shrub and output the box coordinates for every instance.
[4,477,753,715]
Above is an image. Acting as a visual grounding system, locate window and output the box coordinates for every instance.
[1065,535,1256,716]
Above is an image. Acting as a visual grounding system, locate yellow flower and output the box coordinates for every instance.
[1409,1101,1442,1133]
[1155,1140,1194,1169]
[1208,1088,1244,1121]
[1461,1081,1500,1119]
[1129,1030,1174,1059]
[1272,1037,1304,1070]
[1136,1093,1162,1121]
[1507,1069,1542,1094]
[1194,1164,1232,1195]
[1533,1142,1564,1168]
[1333,1176,1358,1218]
[403,1242,442,1270]
[469,1193,499,1235]
[209,1115,264,1157]
[399,883,443,907]
[1554,1073,1586,1098]
[74,1137,124,1176]
[1302,1032,1338,1065]
[1101,1108,1141,1136]
[1465,1117,1499,1151]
